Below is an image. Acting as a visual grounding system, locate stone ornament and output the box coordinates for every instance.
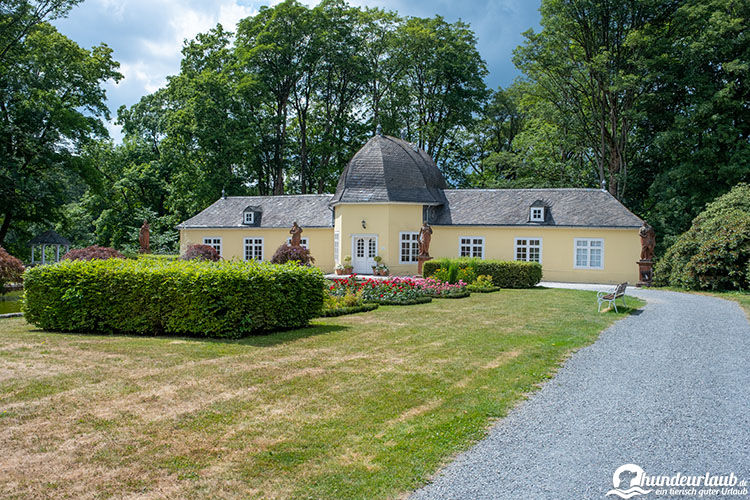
[290,222,303,247]
[139,219,150,254]
[418,221,433,257]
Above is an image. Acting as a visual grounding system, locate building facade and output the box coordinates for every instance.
[178,134,643,284]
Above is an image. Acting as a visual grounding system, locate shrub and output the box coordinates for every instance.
[63,246,124,261]
[424,258,542,288]
[655,184,750,290]
[0,247,24,292]
[181,244,220,262]
[22,259,325,338]
[271,244,315,265]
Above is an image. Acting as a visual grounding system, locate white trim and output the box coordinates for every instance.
[573,238,605,269]
[243,237,264,261]
[514,237,543,264]
[286,237,309,249]
[458,236,485,259]
[202,237,222,257]
[333,231,340,264]
[399,231,420,264]
[243,211,254,224]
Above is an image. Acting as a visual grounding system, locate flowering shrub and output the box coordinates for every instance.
[0,247,24,291]
[63,246,124,261]
[329,275,466,304]
[181,244,220,261]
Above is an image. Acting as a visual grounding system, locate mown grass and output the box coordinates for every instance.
[0,288,643,499]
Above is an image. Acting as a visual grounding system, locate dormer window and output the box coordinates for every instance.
[244,212,254,224]
[530,206,545,222]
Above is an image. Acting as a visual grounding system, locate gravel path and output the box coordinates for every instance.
[411,286,750,499]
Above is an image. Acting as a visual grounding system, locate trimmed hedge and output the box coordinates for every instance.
[424,258,542,288]
[466,285,500,293]
[320,303,379,317]
[432,290,472,299]
[22,259,325,338]
[369,296,433,306]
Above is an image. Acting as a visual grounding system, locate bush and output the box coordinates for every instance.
[271,244,315,265]
[655,184,750,290]
[424,258,542,288]
[181,244,220,261]
[63,246,124,261]
[0,247,24,292]
[22,259,325,338]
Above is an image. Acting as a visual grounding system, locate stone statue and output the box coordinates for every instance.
[139,219,150,254]
[418,221,433,257]
[638,222,656,261]
[290,222,303,247]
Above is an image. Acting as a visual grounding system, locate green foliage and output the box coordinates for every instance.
[0,247,25,291]
[321,288,378,317]
[424,258,542,288]
[655,184,750,290]
[22,259,325,338]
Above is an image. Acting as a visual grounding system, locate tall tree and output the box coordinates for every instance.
[514,0,680,198]
[0,21,121,246]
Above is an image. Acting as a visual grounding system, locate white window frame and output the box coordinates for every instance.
[202,237,222,257]
[399,231,420,264]
[286,237,309,249]
[243,211,254,224]
[459,236,485,259]
[530,207,544,222]
[515,237,543,264]
[574,238,604,269]
[333,231,340,264]
[244,237,264,261]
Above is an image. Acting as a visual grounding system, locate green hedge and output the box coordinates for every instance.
[466,285,500,293]
[22,259,325,338]
[423,258,542,288]
[370,296,433,306]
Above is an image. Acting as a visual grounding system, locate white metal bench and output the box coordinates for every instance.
[598,283,628,312]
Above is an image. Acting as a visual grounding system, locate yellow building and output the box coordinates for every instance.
[178,133,644,284]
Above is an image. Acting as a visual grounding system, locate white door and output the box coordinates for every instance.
[352,236,377,274]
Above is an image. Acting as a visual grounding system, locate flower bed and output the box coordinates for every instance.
[328,275,467,304]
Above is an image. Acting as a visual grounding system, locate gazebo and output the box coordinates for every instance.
[29,230,70,265]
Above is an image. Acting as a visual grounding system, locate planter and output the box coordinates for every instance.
[372,267,378,275]
[335,268,344,275]
[343,267,353,275]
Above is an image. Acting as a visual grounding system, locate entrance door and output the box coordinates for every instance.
[352,236,377,274]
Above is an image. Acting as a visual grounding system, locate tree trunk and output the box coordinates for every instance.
[0,212,11,247]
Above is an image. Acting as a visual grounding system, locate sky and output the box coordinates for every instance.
[54,0,542,141]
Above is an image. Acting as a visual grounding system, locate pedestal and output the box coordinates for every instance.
[637,259,653,287]
[417,255,433,276]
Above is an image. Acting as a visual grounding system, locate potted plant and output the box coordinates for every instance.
[372,255,382,275]
[343,255,353,274]
[334,264,345,275]
[378,264,389,276]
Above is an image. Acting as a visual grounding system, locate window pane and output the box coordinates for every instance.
[356,239,364,258]
[368,239,376,258]
[590,248,602,267]
[576,248,587,267]
[577,240,587,248]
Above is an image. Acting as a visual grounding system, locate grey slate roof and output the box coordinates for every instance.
[331,134,448,205]
[430,189,643,228]
[177,195,333,229]
[29,230,70,246]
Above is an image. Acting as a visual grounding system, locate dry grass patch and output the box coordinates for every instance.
[0,289,643,499]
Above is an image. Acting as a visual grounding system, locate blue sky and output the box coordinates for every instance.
[54,0,541,141]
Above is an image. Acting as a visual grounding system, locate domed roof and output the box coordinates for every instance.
[331,134,448,205]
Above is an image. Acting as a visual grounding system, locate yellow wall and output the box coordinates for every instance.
[334,203,423,275]
[179,227,335,273]
[181,205,641,283]
[429,226,640,284]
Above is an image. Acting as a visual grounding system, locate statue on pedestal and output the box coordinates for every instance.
[139,219,150,254]
[639,222,656,261]
[290,222,303,247]
[418,221,433,257]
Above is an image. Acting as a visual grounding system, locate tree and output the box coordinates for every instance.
[0,21,121,247]
[514,0,680,199]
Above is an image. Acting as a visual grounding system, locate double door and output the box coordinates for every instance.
[352,236,377,274]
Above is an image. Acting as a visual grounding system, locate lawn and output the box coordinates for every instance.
[0,288,642,499]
